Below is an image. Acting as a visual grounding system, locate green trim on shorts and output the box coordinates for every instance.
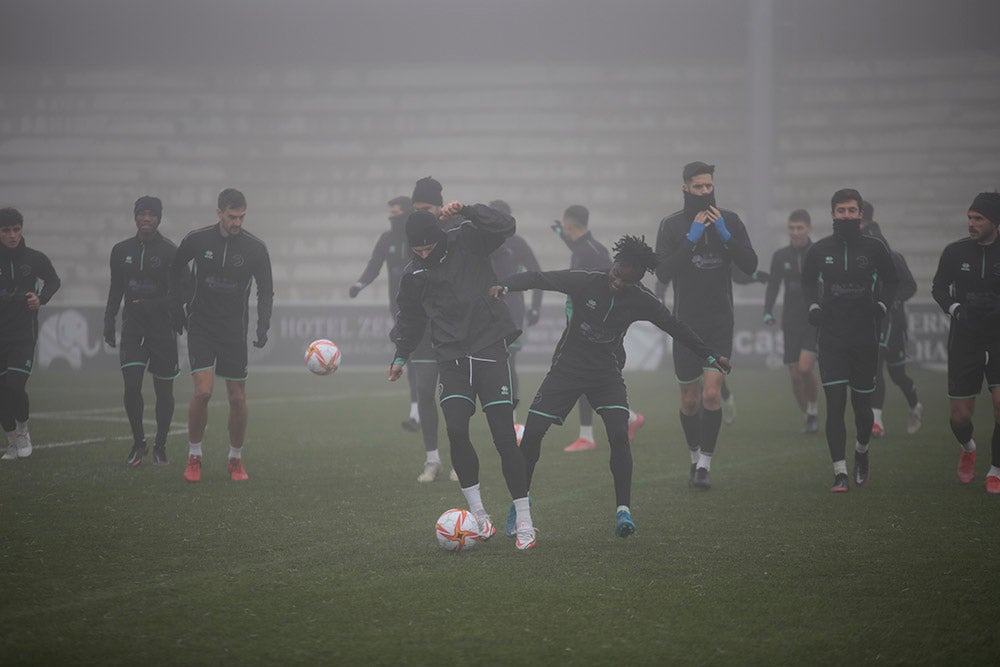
[482,399,512,409]
[989,383,1000,389]
[152,370,181,381]
[821,379,849,387]
[528,408,563,422]
[703,366,724,374]
[850,385,876,394]
[948,393,980,399]
[218,374,248,382]
[676,374,703,384]
[121,362,147,370]
[7,367,31,376]
[190,365,214,374]
[409,359,437,364]
[440,394,475,406]
[595,405,630,413]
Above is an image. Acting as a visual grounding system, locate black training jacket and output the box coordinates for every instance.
[355,217,410,311]
[764,242,812,329]
[0,238,60,342]
[801,232,899,344]
[392,204,520,363]
[931,235,1000,342]
[105,232,187,334]
[171,223,273,338]
[502,269,715,380]
[491,234,543,329]
[563,231,611,272]
[654,208,757,326]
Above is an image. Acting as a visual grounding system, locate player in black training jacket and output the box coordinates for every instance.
[0,207,60,460]
[104,196,187,467]
[171,188,273,483]
[763,209,820,434]
[931,192,1000,493]
[494,236,729,538]
[389,201,536,550]
[802,188,898,493]
[655,161,757,489]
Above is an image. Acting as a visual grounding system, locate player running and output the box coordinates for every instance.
[0,208,60,460]
[802,189,898,493]
[389,201,536,550]
[492,235,729,537]
[931,192,1000,492]
[762,209,820,434]
[171,188,273,482]
[104,196,187,466]
[655,161,757,489]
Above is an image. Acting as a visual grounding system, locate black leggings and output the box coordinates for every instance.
[441,399,527,499]
[872,360,919,410]
[824,384,874,463]
[413,363,439,452]
[0,371,29,432]
[122,366,175,446]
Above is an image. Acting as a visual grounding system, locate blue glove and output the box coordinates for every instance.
[686,221,706,244]
[713,215,732,242]
[763,312,775,326]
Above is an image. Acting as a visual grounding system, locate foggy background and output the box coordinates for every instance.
[2,0,999,307]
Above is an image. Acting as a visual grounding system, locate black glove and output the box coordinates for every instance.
[349,283,362,298]
[103,324,116,348]
[754,270,770,284]
[253,328,268,349]
[525,308,540,326]
[807,307,823,328]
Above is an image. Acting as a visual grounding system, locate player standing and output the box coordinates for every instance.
[655,161,757,489]
[389,201,535,550]
[0,208,60,460]
[171,189,273,482]
[802,189,898,493]
[762,209,820,434]
[930,192,1000,492]
[493,236,729,537]
[104,196,186,466]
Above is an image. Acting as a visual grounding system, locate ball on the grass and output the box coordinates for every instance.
[304,339,341,375]
[435,508,481,552]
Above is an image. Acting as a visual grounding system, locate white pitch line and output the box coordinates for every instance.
[36,429,187,450]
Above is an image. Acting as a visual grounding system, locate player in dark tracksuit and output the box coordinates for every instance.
[104,196,187,467]
[349,195,426,434]
[389,202,536,549]
[488,199,542,429]
[931,192,1000,493]
[552,205,619,452]
[655,162,757,489]
[496,236,729,538]
[860,203,921,438]
[802,189,898,493]
[0,207,60,460]
[171,188,273,483]
[763,209,820,434]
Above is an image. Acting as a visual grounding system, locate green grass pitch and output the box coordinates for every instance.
[1,367,999,665]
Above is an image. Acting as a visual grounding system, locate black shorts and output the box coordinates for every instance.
[527,368,629,425]
[0,338,36,376]
[818,334,878,392]
[880,313,908,367]
[674,319,731,384]
[783,324,817,365]
[187,322,248,381]
[947,329,1000,399]
[120,321,179,380]
[437,339,513,412]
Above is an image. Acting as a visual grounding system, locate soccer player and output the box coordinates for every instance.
[493,236,730,537]
[0,207,60,460]
[802,189,898,493]
[655,161,757,489]
[171,188,273,482]
[762,209,820,434]
[860,201,921,437]
[104,196,186,466]
[488,199,543,432]
[348,196,425,433]
[931,192,1000,492]
[389,201,536,549]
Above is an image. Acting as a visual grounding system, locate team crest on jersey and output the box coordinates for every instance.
[784,261,792,270]
[961,262,971,272]
[204,250,214,259]
[19,264,31,277]
[855,255,869,269]
[824,256,834,264]
[124,256,133,264]
[388,245,396,253]
[586,299,597,309]
[149,256,162,268]
[231,254,245,267]
[500,385,509,396]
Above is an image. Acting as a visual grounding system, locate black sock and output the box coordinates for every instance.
[442,398,478,487]
[992,422,1000,468]
[485,405,528,499]
[679,410,700,453]
[122,366,145,444]
[601,409,632,506]
[152,378,174,446]
[851,390,874,447]
[700,408,723,456]
[520,412,552,491]
[824,384,848,463]
[950,420,974,446]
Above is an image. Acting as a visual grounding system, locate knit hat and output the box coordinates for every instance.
[969,192,1000,225]
[406,210,445,247]
[412,177,443,207]
[134,195,162,219]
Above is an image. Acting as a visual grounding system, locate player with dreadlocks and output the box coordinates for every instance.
[491,235,730,538]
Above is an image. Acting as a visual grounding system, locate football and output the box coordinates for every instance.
[434,508,482,552]
[304,339,341,375]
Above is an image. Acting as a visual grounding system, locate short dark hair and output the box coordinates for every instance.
[612,235,658,276]
[831,188,863,213]
[218,188,247,211]
[388,196,412,212]
[682,161,715,183]
[0,207,24,228]
[788,209,811,225]
[488,200,512,216]
[563,205,589,228]
[861,200,875,221]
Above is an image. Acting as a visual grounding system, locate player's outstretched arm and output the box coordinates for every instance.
[450,202,516,256]
[252,246,274,348]
[353,233,389,297]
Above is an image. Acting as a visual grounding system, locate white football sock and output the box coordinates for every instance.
[426,449,441,464]
[963,439,976,453]
[988,465,1000,479]
[514,496,532,528]
[616,504,629,514]
[409,402,419,421]
[872,408,883,426]
[228,445,242,460]
[806,402,818,416]
[855,441,869,454]
[189,441,203,457]
[689,448,700,465]
[461,483,485,516]
[579,425,594,441]
[15,419,28,434]
[833,460,848,476]
[697,452,712,471]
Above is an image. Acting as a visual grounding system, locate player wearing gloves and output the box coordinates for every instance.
[389,201,536,550]
[493,235,729,538]
[931,192,1000,492]
[802,189,898,492]
[104,196,187,466]
[171,189,273,482]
